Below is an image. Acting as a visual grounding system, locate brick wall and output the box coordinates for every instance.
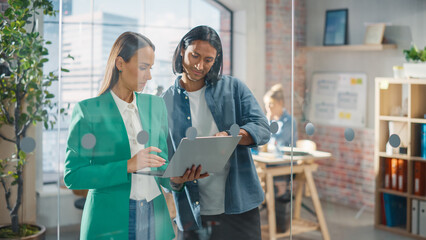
[265,0,306,119]
[265,0,375,211]
[299,125,376,211]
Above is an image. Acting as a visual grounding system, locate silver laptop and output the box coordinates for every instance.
[135,135,241,178]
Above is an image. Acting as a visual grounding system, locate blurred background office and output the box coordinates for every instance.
[0,0,425,239]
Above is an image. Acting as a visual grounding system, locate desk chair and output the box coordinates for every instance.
[296,139,317,151]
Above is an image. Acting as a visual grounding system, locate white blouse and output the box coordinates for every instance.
[111,90,160,202]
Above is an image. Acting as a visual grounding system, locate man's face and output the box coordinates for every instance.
[181,40,217,82]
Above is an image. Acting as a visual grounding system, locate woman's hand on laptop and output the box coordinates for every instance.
[170,165,209,184]
[127,146,166,173]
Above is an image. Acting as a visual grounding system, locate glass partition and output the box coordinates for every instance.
[288,0,425,240]
[2,0,425,239]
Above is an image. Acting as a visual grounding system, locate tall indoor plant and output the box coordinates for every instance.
[0,0,66,237]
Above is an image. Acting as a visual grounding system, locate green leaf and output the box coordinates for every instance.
[18,150,26,160]
[420,50,426,62]
[4,8,12,16]
[45,93,54,99]
[61,68,70,72]
[3,27,11,35]
[42,81,52,86]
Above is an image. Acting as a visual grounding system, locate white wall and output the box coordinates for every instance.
[305,0,426,128]
[219,0,266,103]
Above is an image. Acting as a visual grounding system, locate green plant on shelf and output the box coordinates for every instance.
[403,45,426,62]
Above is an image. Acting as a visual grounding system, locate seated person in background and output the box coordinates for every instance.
[263,83,298,198]
[263,83,297,150]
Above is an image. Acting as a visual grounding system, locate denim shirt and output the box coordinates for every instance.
[162,75,270,231]
[271,109,297,148]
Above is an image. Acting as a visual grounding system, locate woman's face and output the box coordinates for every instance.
[264,98,283,118]
[118,46,155,92]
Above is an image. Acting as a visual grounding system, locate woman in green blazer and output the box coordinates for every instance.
[64,32,202,240]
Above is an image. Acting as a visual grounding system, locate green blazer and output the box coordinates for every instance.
[64,91,175,240]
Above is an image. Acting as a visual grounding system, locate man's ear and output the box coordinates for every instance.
[115,56,124,71]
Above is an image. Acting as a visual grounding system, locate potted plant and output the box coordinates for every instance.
[403,45,426,78]
[0,0,67,238]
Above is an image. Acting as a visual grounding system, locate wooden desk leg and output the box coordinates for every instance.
[304,168,330,240]
[266,173,277,240]
[293,174,305,220]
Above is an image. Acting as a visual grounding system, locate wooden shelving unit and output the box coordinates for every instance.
[374,77,426,239]
[301,44,397,52]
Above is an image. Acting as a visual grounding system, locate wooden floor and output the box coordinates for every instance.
[46,198,414,240]
[259,198,413,240]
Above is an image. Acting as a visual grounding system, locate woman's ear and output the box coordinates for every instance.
[115,56,124,71]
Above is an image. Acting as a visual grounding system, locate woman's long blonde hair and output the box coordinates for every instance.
[264,83,285,104]
[98,32,155,96]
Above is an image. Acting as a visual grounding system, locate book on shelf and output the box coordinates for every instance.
[381,193,386,225]
[412,199,419,235]
[391,158,398,190]
[397,159,407,192]
[414,161,425,196]
[420,200,426,237]
[384,158,391,189]
[421,123,426,159]
[383,193,406,227]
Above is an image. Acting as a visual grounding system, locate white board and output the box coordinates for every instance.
[308,73,367,127]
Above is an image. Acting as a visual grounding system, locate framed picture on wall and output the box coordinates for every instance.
[364,23,386,44]
[323,9,348,46]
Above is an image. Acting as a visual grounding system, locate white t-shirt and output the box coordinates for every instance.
[187,86,230,215]
[111,91,160,202]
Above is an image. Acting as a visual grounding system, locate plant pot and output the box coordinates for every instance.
[0,224,46,240]
[403,62,426,78]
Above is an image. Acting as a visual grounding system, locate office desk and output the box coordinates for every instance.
[253,149,331,240]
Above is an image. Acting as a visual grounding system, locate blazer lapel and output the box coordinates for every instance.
[136,93,152,147]
[100,91,131,159]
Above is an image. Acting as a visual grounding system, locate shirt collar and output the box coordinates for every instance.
[174,75,211,94]
[110,90,138,115]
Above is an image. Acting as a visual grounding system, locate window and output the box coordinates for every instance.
[42,0,232,180]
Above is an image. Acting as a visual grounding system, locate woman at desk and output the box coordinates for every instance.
[64,32,201,240]
[263,84,298,232]
[263,83,297,149]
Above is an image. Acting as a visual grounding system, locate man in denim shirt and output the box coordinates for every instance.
[162,26,270,240]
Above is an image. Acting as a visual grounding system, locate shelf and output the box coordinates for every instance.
[302,44,397,52]
[379,152,410,160]
[377,77,426,84]
[411,118,426,124]
[375,225,423,239]
[379,116,409,122]
[375,77,426,239]
[410,156,426,162]
[378,153,426,161]
[410,195,426,201]
[379,188,408,197]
